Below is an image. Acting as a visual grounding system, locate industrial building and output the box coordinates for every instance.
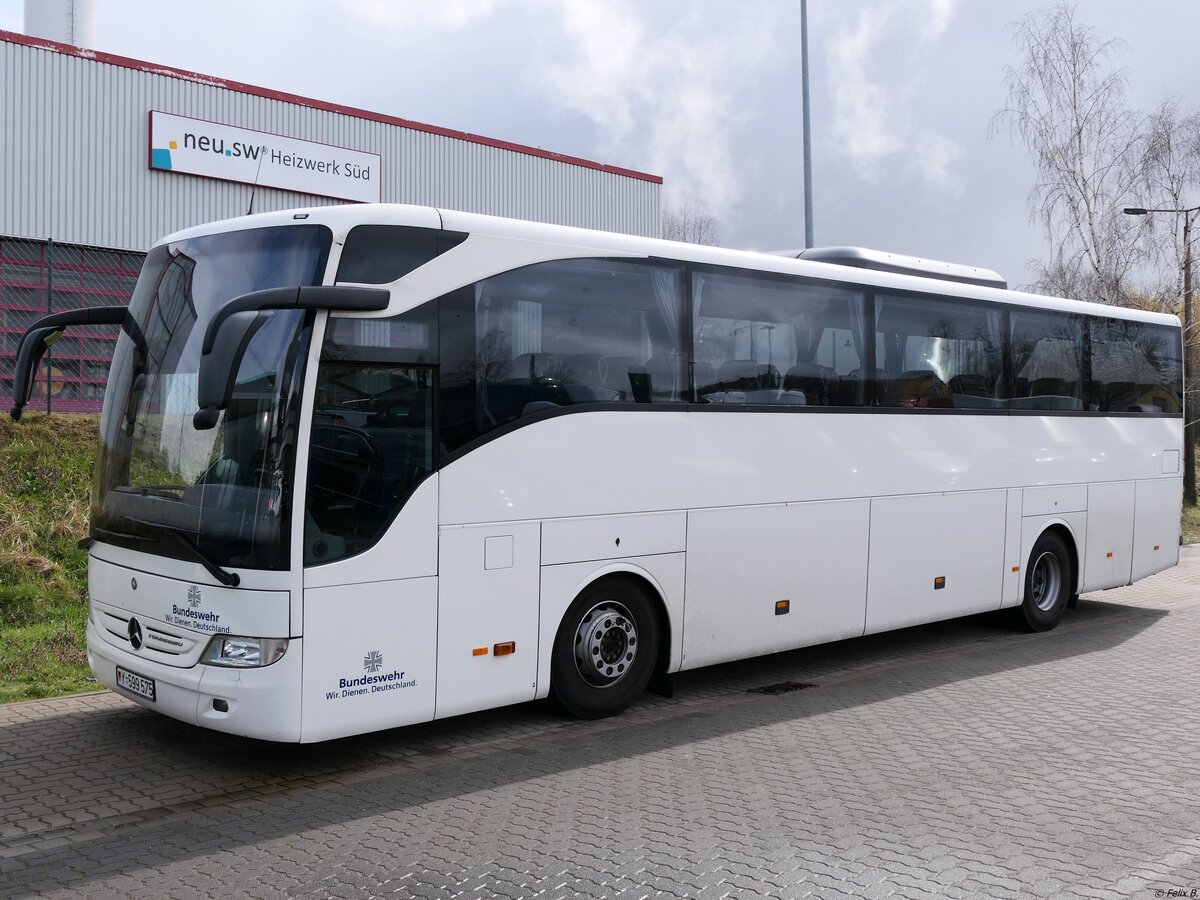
[0,18,661,412]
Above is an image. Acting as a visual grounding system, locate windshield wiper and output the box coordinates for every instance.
[81,525,157,551]
[125,517,241,587]
[115,484,191,500]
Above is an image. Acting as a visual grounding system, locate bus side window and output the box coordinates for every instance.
[1087,318,1182,413]
[1008,309,1084,411]
[438,259,686,454]
[874,293,1003,409]
[692,268,866,407]
[305,309,438,566]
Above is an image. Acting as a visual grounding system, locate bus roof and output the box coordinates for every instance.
[157,203,1181,330]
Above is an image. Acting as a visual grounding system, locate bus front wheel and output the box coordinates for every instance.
[1018,531,1072,632]
[550,577,661,719]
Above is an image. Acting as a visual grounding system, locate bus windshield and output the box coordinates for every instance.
[92,225,332,571]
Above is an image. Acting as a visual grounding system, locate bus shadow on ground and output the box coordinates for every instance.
[0,597,1169,891]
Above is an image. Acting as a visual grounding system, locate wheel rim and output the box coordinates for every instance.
[573,600,638,688]
[1030,550,1063,612]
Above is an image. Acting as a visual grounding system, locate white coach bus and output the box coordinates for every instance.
[10,205,1183,742]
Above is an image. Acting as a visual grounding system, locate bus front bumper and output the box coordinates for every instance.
[87,619,303,742]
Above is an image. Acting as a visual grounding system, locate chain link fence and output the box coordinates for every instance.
[0,235,145,414]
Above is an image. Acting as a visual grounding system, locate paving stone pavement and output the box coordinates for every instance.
[3,549,1200,898]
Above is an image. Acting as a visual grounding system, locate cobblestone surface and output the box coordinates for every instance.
[2,549,1200,897]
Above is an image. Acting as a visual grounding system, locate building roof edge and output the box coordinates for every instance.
[0,29,663,185]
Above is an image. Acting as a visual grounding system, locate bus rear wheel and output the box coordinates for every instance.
[1018,531,1072,632]
[551,577,660,719]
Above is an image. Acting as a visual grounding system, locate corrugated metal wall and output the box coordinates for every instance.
[0,38,661,252]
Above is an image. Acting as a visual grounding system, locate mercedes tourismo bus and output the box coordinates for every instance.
[10,204,1183,742]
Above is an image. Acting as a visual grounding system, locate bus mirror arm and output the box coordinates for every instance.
[192,285,391,431]
[10,306,133,421]
[199,286,391,355]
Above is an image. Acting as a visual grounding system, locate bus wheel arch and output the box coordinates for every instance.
[549,571,669,719]
[1018,524,1078,632]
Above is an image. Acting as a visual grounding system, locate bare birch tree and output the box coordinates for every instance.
[1136,100,1200,314]
[662,195,720,246]
[992,3,1146,303]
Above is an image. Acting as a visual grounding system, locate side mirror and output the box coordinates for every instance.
[193,311,270,430]
[10,306,136,421]
[193,285,390,429]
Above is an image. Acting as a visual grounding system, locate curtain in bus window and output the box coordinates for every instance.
[650,269,682,399]
[1008,309,1084,410]
[801,284,867,407]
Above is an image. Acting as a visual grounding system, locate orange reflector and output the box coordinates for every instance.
[494,641,516,656]
[1012,566,1020,573]
[1106,551,1113,558]
[1154,545,1161,551]
[472,647,488,657]
[934,577,946,590]
[775,600,790,616]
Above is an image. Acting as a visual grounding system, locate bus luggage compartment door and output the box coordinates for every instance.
[1082,481,1135,591]
[682,499,870,670]
[864,490,1007,634]
[435,522,541,719]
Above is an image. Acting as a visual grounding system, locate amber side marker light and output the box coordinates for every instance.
[934,577,946,590]
[1106,551,1114,558]
[1012,566,1020,573]
[472,647,488,657]
[775,600,791,616]
[494,642,516,656]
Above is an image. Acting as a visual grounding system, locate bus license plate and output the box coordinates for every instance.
[116,666,156,702]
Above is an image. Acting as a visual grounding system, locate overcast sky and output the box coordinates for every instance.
[2,0,1199,288]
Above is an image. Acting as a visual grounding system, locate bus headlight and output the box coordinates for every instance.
[201,636,288,667]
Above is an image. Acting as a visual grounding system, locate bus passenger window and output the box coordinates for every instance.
[1087,318,1182,413]
[1008,309,1084,411]
[874,293,1003,409]
[692,268,866,406]
[438,259,685,454]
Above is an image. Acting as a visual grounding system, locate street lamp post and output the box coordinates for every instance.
[1124,204,1199,505]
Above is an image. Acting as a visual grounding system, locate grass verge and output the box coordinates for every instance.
[1183,501,1200,545]
[0,413,100,703]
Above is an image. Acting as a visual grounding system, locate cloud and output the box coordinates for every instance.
[337,0,511,31]
[533,0,783,216]
[826,0,964,196]
[923,0,956,40]
[322,0,783,228]
[828,8,903,178]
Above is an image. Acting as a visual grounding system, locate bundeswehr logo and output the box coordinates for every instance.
[363,650,383,673]
[187,585,202,607]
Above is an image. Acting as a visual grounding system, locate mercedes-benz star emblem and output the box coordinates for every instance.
[127,617,143,651]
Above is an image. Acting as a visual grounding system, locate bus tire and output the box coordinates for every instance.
[550,577,661,719]
[1018,531,1072,632]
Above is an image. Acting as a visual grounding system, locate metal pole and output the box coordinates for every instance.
[801,0,814,249]
[45,238,52,416]
[1185,213,1196,505]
